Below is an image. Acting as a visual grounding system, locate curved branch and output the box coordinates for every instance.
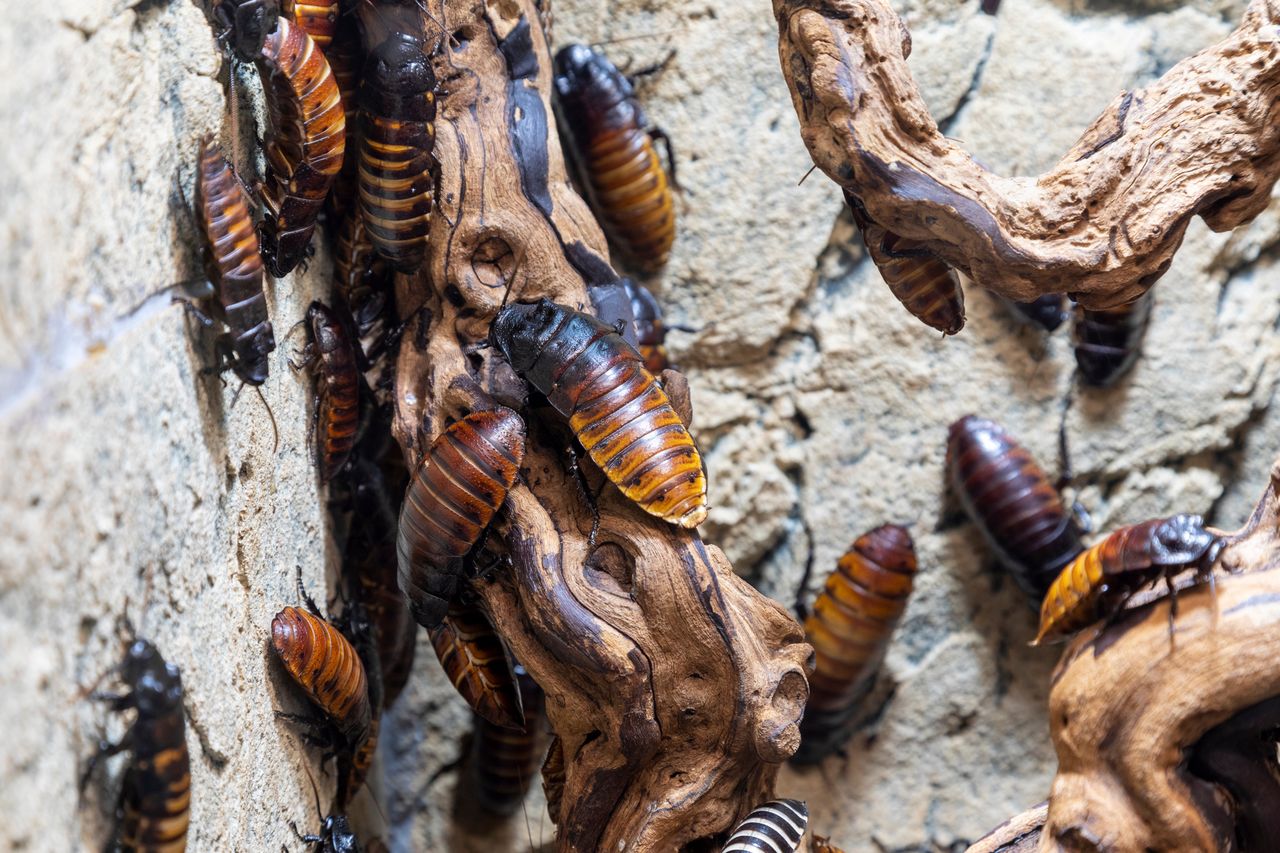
[774,0,1280,306]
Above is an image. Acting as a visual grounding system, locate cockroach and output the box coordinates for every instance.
[845,191,965,336]
[82,639,190,853]
[1035,514,1220,644]
[490,299,707,528]
[296,813,361,852]
[397,408,527,629]
[429,599,524,729]
[271,602,373,748]
[206,0,280,62]
[296,301,361,483]
[256,16,346,276]
[723,799,809,853]
[470,664,546,816]
[337,715,379,807]
[553,43,677,272]
[622,277,672,374]
[1072,289,1154,387]
[281,0,338,50]
[1006,294,1067,332]
[358,32,437,272]
[795,524,917,764]
[812,837,848,853]
[331,210,396,406]
[192,135,276,387]
[324,20,364,222]
[946,415,1085,604]
[541,735,565,825]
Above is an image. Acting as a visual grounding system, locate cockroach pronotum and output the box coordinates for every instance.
[722,799,809,853]
[1006,294,1068,332]
[206,0,280,62]
[296,813,361,852]
[946,415,1084,604]
[82,639,190,853]
[845,191,965,336]
[795,524,918,764]
[271,603,373,748]
[623,277,673,374]
[490,299,707,528]
[429,599,524,729]
[1035,514,1221,644]
[256,16,346,277]
[281,0,338,50]
[358,32,437,272]
[297,301,361,483]
[1072,289,1154,387]
[193,135,276,386]
[397,409,527,629]
[553,43,677,272]
[470,664,546,816]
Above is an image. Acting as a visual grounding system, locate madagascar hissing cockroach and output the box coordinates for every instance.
[795,524,917,765]
[332,209,397,406]
[429,599,524,729]
[281,0,338,50]
[256,16,346,276]
[82,639,190,853]
[553,43,677,272]
[845,191,965,336]
[397,409,527,629]
[337,715,379,808]
[296,301,361,483]
[206,0,280,62]
[323,19,364,222]
[1006,294,1067,332]
[490,299,707,528]
[271,599,372,748]
[541,735,565,825]
[1035,514,1220,644]
[358,31,437,272]
[192,135,276,386]
[946,415,1084,604]
[295,813,361,852]
[722,799,809,853]
[470,664,546,816]
[622,277,673,374]
[1072,288,1154,387]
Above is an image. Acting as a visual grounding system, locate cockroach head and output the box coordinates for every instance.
[554,43,613,94]
[121,639,184,714]
[210,0,280,63]
[1154,514,1218,565]
[366,32,434,98]
[490,298,561,374]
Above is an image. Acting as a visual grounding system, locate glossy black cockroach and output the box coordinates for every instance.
[82,639,190,852]
[256,16,346,276]
[553,43,677,272]
[295,301,361,483]
[947,415,1085,604]
[1073,289,1154,387]
[295,813,361,852]
[398,409,527,629]
[429,599,524,729]
[206,0,280,62]
[1006,294,1067,332]
[490,299,707,527]
[358,32,437,272]
[470,664,546,816]
[722,799,808,853]
[1036,514,1221,644]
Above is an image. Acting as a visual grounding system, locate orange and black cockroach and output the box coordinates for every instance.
[81,639,191,853]
[397,408,527,629]
[357,31,437,272]
[553,43,677,272]
[1072,288,1154,387]
[429,599,524,729]
[1006,294,1067,332]
[294,301,362,483]
[723,799,809,853]
[795,524,917,764]
[470,664,546,816]
[281,0,339,50]
[256,16,346,276]
[206,0,280,62]
[845,191,965,336]
[490,299,707,528]
[947,415,1085,604]
[1035,514,1221,644]
[323,18,364,222]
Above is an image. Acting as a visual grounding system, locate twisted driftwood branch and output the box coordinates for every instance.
[387,2,811,849]
[774,0,1280,307]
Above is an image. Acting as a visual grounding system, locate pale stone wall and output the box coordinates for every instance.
[2,1,1276,851]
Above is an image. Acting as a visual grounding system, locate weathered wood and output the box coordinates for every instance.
[773,0,1280,308]
[385,2,812,849]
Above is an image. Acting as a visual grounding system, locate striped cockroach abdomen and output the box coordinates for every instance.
[722,799,809,853]
[429,599,524,729]
[281,0,338,50]
[470,664,546,816]
[302,301,361,482]
[271,605,372,746]
[1072,288,1154,387]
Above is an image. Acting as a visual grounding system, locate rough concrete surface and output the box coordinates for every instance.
[1,0,1276,851]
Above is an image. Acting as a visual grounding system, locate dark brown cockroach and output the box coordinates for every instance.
[1072,289,1154,387]
[82,639,190,853]
[622,277,672,374]
[256,16,346,276]
[397,409,527,629]
[946,415,1085,604]
[722,799,809,853]
[271,603,373,748]
[1006,294,1067,332]
[281,0,338,50]
[541,735,565,825]
[296,301,361,483]
[553,43,676,272]
[1035,514,1220,644]
[206,0,280,62]
[845,191,965,336]
[795,525,917,765]
[336,715,379,808]
[429,599,524,729]
[323,19,364,222]
[193,135,276,386]
[296,813,361,852]
[490,299,707,528]
[331,209,396,406]
[357,32,437,272]
[470,664,546,816]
